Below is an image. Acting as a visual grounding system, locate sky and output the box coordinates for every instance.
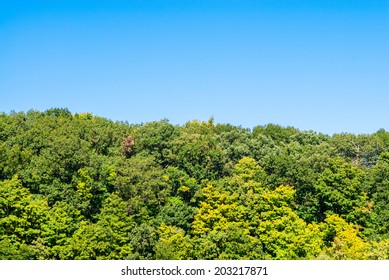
[1,0,388,135]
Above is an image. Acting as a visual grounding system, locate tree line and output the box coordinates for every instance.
[0,108,388,259]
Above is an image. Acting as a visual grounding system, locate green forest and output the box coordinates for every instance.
[0,108,388,260]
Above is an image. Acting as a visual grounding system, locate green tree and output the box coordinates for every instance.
[0,176,50,259]
[58,193,134,260]
[170,120,228,181]
[252,124,298,144]
[191,183,263,259]
[364,152,389,238]
[132,120,178,166]
[257,185,324,259]
[314,158,370,226]
[41,201,82,258]
[331,133,383,167]
[127,222,158,260]
[155,197,195,233]
[113,155,171,223]
[155,224,192,260]
[321,214,370,259]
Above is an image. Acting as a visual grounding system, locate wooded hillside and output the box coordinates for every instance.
[1,108,388,259]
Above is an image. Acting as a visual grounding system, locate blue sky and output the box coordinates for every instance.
[1,0,388,135]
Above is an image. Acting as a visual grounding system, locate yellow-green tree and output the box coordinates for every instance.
[320,214,370,259]
[257,185,324,259]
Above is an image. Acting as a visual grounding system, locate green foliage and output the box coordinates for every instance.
[0,177,48,245]
[163,166,200,204]
[113,155,170,223]
[364,152,389,237]
[215,125,252,164]
[257,186,324,259]
[233,157,266,184]
[374,129,389,149]
[331,133,383,167]
[0,177,50,259]
[57,193,134,260]
[155,197,195,232]
[155,224,192,260]
[44,108,72,118]
[0,109,388,260]
[127,222,158,260]
[314,158,370,226]
[191,223,263,260]
[171,120,228,181]
[252,124,299,144]
[133,120,178,166]
[320,214,370,259]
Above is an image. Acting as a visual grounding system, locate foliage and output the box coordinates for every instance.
[0,109,388,259]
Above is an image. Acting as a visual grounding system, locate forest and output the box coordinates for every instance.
[0,108,388,260]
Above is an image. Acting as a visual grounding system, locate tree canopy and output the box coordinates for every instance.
[0,109,388,259]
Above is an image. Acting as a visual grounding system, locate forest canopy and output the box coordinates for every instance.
[0,108,388,260]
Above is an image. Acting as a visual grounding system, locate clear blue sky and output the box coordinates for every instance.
[1,0,388,135]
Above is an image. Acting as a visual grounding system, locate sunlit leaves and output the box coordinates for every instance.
[0,110,388,260]
[321,214,370,260]
[257,186,324,259]
[155,224,192,260]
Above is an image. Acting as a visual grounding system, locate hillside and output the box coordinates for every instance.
[0,108,388,259]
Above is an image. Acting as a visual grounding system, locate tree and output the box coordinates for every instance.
[190,183,262,259]
[127,222,158,260]
[364,152,389,238]
[41,201,82,258]
[132,120,178,166]
[113,155,171,223]
[155,197,195,233]
[0,176,50,259]
[170,120,228,181]
[57,193,134,260]
[331,133,383,167]
[155,224,192,260]
[256,185,324,259]
[314,158,370,227]
[321,214,370,260]
[252,124,299,144]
